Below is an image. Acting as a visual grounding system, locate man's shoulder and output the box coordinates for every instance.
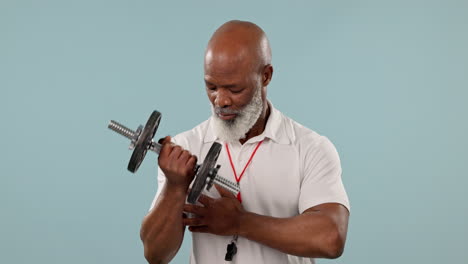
[277,110,340,166]
[277,109,324,146]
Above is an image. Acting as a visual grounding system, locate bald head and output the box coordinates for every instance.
[204,21,274,144]
[205,20,272,73]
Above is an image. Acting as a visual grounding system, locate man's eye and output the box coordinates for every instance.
[207,86,216,91]
[231,89,243,94]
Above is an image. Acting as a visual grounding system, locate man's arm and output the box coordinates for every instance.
[238,203,349,258]
[140,184,187,264]
[140,137,197,264]
[183,185,349,259]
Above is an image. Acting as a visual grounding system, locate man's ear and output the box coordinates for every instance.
[262,64,273,87]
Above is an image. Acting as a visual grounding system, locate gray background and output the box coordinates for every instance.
[2,0,467,263]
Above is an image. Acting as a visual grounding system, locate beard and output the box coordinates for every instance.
[211,87,263,143]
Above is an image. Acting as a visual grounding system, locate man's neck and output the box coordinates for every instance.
[239,103,270,145]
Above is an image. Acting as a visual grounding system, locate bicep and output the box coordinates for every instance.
[304,203,349,236]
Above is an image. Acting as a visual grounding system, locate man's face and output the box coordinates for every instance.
[204,54,264,142]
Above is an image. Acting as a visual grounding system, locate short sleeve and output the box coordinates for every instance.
[148,166,167,211]
[298,136,350,213]
[148,136,183,212]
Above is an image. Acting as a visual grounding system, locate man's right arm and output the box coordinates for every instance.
[140,136,197,264]
[140,184,187,264]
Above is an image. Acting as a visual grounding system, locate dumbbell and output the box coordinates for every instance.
[108,110,239,203]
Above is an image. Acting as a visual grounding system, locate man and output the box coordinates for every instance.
[140,20,350,264]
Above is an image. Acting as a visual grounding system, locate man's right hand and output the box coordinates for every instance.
[158,136,198,191]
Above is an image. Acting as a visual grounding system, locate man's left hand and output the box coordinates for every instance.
[183,185,245,236]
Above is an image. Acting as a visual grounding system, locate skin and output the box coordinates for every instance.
[140,20,349,264]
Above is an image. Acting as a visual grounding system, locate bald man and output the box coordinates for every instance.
[140,21,350,264]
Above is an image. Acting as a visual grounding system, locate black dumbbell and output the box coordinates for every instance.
[108,111,239,203]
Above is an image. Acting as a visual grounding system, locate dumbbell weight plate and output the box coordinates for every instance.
[187,142,222,204]
[128,111,161,173]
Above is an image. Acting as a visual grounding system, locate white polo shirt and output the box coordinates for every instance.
[150,103,350,264]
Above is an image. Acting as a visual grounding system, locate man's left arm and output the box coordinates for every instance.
[237,202,349,258]
[183,185,349,259]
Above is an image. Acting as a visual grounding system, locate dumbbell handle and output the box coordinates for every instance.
[212,174,240,194]
[108,120,162,154]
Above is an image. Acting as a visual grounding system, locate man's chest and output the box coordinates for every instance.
[197,141,302,218]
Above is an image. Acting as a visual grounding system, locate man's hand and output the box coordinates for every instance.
[158,136,198,191]
[182,185,245,236]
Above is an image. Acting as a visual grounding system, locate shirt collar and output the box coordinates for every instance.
[203,101,290,145]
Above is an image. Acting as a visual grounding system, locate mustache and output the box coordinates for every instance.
[214,107,241,115]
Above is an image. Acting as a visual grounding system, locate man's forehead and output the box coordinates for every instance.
[205,48,253,74]
[204,72,243,87]
[205,45,250,63]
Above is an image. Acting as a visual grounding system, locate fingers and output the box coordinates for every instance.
[158,136,171,145]
[178,148,191,163]
[188,226,210,233]
[158,136,193,168]
[183,204,206,216]
[158,136,185,158]
[168,145,184,160]
[157,137,197,189]
[182,204,206,226]
[168,145,193,165]
[215,184,237,199]
[197,194,214,206]
[158,136,173,159]
[182,216,204,227]
[187,154,198,167]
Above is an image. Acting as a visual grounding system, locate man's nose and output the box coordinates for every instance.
[214,89,232,108]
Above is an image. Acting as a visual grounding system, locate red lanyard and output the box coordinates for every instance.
[225,140,264,203]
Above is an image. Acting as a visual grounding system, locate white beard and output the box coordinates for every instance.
[211,87,263,143]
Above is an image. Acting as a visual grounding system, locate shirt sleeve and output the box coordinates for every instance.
[298,136,350,213]
[149,166,167,211]
[148,136,181,212]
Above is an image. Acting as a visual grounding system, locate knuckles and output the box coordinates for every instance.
[157,141,196,184]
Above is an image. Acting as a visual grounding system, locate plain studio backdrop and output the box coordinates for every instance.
[1,0,467,263]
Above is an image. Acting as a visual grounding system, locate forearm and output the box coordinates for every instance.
[238,209,346,258]
[140,184,187,264]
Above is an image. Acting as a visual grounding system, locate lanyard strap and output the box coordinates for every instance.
[225,140,264,202]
